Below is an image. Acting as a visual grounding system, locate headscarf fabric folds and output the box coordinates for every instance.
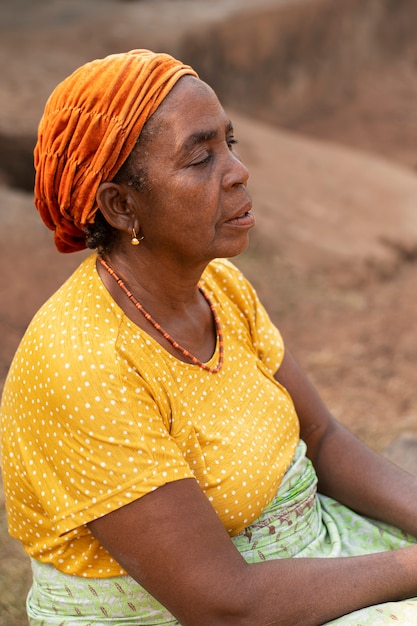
[34,49,198,253]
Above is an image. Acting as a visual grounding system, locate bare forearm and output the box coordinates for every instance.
[311,421,417,538]
[274,349,417,538]
[90,477,417,626]
[183,545,417,626]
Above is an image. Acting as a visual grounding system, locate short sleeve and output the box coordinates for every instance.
[201,259,285,375]
[50,347,195,535]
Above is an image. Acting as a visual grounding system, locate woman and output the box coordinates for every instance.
[1,49,417,625]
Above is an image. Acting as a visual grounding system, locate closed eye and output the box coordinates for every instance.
[191,152,212,166]
[190,136,238,167]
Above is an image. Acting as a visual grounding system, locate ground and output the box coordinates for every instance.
[1,1,417,623]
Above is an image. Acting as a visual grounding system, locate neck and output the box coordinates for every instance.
[97,254,223,373]
[102,248,208,311]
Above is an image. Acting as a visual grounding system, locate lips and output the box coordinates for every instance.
[226,202,254,227]
[226,211,255,227]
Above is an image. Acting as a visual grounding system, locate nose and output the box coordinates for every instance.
[223,149,249,189]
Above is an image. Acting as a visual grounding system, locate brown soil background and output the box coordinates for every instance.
[1,0,417,623]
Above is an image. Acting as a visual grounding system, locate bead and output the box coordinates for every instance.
[98,255,224,373]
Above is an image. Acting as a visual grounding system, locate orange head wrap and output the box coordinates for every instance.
[34,49,198,253]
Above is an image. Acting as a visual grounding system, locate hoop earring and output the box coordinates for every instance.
[131,228,144,246]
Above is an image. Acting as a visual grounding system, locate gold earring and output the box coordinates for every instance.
[131,228,144,246]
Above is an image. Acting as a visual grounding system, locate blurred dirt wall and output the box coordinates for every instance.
[2,0,417,192]
[177,0,417,128]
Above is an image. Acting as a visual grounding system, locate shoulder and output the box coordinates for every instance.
[202,258,245,284]
[202,260,285,369]
[11,253,121,364]
[201,259,258,308]
[29,253,110,324]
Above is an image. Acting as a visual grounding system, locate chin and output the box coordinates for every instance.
[208,233,251,263]
[226,236,251,259]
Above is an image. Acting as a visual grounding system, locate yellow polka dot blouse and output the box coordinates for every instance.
[0,254,299,577]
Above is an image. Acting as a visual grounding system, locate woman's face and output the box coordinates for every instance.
[128,76,254,267]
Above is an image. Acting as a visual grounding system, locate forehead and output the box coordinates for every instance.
[150,76,230,145]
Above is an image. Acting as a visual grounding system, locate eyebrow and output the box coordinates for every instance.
[181,120,234,155]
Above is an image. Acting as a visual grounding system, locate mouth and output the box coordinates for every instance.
[226,206,255,227]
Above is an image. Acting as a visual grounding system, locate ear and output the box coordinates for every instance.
[96,181,138,233]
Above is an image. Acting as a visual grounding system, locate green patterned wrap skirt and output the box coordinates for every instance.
[27,440,417,625]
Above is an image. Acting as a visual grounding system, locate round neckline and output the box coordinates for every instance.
[93,254,222,370]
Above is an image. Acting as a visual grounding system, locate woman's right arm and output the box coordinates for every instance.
[88,477,417,626]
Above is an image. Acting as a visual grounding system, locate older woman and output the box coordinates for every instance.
[1,49,417,626]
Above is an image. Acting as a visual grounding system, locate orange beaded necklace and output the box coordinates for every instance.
[99,256,224,373]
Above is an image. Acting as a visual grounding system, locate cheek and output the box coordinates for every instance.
[143,170,218,229]
[163,182,201,217]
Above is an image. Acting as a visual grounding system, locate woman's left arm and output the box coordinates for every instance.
[275,347,417,538]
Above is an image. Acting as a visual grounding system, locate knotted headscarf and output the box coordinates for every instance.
[34,49,198,253]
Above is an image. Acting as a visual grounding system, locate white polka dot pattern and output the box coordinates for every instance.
[0,254,299,577]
